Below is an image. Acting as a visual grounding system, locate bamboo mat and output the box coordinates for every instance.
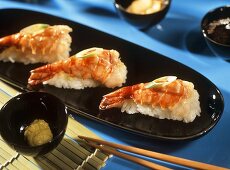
[0,81,111,170]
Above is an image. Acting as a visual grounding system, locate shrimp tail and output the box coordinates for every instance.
[99,86,134,110]
[0,33,21,50]
[28,62,62,85]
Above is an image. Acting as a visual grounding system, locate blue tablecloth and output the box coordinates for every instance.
[1,0,229,169]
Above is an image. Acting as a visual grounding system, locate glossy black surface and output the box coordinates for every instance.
[0,9,224,140]
[114,0,171,30]
[0,92,68,156]
[201,6,230,62]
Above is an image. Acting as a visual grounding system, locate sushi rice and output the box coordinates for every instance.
[121,81,201,123]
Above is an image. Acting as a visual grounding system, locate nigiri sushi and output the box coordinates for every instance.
[0,24,72,64]
[99,76,201,123]
[28,47,127,89]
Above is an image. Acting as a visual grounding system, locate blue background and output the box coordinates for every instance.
[1,0,229,169]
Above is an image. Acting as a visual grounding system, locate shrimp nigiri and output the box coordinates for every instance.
[0,24,72,64]
[28,47,127,89]
[99,76,201,123]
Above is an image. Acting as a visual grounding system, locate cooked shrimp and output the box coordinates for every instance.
[28,47,127,89]
[99,76,201,123]
[0,24,72,64]
[100,76,187,109]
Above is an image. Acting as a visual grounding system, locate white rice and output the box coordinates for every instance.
[0,25,72,64]
[44,63,127,89]
[121,81,201,123]
[44,72,99,89]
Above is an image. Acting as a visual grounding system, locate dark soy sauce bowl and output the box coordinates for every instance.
[0,92,68,157]
[114,0,171,30]
[201,6,230,62]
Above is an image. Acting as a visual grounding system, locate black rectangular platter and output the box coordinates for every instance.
[0,8,224,140]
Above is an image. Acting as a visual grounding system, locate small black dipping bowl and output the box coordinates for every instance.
[114,0,171,30]
[0,92,68,157]
[201,6,230,62]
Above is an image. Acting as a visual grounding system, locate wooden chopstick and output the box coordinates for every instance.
[78,136,228,170]
[83,140,171,170]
